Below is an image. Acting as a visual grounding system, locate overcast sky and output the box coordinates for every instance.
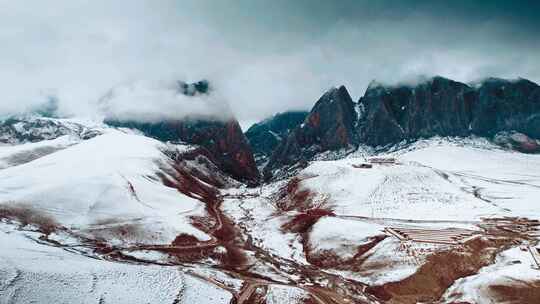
[1,0,539,127]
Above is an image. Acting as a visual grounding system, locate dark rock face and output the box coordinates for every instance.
[358,77,540,147]
[471,78,540,138]
[173,119,260,185]
[358,77,476,146]
[263,77,540,178]
[245,111,308,165]
[264,86,357,178]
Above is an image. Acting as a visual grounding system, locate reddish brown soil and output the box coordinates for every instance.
[159,163,219,202]
[274,175,321,212]
[157,162,249,267]
[172,233,200,246]
[190,215,216,232]
[300,297,322,304]
[237,282,268,304]
[282,208,335,234]
[0,204,59,234]
[489,280,540,303]
[305,235,386,269]
[365,236,518,304]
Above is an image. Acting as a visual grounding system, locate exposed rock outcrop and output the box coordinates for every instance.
[263,77,540,178]
[245,111,308,165]
[263,86,357,178]
[177,79,211,96]
[0,116,101,144]
[357,77,540,147]
[471,78,540,138]
[358,76,476,146]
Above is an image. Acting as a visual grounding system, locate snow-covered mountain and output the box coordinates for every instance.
[1,77,540,303]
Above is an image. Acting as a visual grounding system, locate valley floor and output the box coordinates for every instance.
[1,133,540,303]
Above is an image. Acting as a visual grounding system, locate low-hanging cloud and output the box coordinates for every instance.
[1,0,539,126]
[99,80,232,122]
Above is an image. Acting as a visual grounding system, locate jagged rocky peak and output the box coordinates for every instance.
[358,75,540,147]
[263,85,358,178]
[245,111,309,166]
[171,118,260,185]
[301,85,358,150]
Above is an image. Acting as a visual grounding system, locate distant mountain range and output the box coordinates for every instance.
[3,76,537,184]
[249,76,540,179]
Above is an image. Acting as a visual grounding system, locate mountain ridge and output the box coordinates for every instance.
[261,76,540,178]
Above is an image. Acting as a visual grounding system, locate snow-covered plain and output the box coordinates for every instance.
[399,141,540,219]
[301,138,540,221]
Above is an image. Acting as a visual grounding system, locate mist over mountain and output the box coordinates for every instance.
[2,1,540,123]
[99,79,233,123]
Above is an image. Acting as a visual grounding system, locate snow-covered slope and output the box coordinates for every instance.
[0,135,79,169]
[0,222,231,304]
[300,138,540,221]
[399,140,540,219]
[308,217,384,260]
[0,129,209,245]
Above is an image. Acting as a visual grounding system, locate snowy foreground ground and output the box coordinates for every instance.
[1,120,539,303]
[0,222,231,304]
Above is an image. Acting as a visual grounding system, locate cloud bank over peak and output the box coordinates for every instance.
[1,0,539,124]
[99,80,233,123]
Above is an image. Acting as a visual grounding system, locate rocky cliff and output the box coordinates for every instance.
[263,86,358,178]
[471,78,540,138]
[358,77,540,146]
[245,111,308,165]
[263,76,540,178]
[358,76,476,146]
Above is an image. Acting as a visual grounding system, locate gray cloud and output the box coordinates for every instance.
[1,0,539,125]
[100,80,233,122]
